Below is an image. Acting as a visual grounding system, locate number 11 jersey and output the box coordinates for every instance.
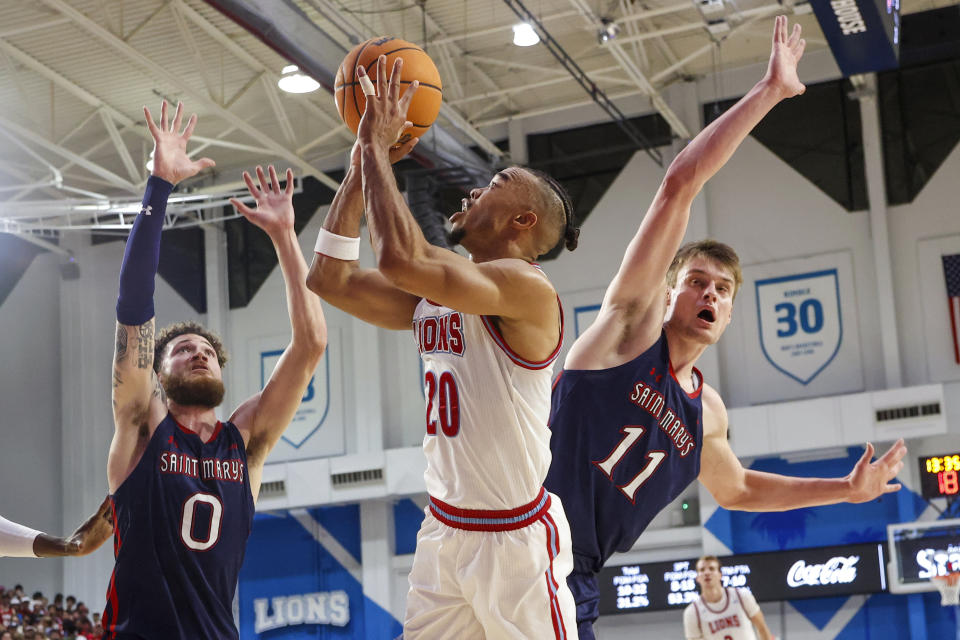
[545,331,704,574]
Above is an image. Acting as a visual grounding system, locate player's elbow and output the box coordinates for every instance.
[710,483,752,511]
[377,249,421,290]
[660,165,700,202]
[306,257,348,300]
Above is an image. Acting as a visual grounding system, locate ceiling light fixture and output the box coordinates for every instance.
[277,65,320,94]
[512,23,540,47]
[598,18,620,44]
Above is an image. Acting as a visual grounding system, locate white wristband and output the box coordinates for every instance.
[315,227,361,261]
[0,515,40,558]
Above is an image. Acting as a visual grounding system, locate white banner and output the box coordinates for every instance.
[739,251,863,403]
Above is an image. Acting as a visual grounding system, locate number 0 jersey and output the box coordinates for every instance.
[413,289,563,510]
[545,331,704,574]
[104,413,254,640]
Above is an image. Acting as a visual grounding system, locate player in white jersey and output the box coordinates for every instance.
[307,57,580,638]
[683,556,775,640]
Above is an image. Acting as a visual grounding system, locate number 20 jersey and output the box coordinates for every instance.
[545,331,704,574]
[103,413,254,640]
[413,291,563,510]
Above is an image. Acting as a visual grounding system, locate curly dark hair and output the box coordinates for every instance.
[154,321,228,373]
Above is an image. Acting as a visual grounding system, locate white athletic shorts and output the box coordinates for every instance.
[403,488,578,639]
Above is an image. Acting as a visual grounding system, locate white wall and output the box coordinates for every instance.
[0,251,63,596]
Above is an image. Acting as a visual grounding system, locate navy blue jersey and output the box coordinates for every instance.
[104,413,254,640]
[545,331,704,574]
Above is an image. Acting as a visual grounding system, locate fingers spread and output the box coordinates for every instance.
[399,80,420,115]
[195,157,216,170]
[389,57,403,102]
[182,113,199,140]
[160,100,168,132]
[285,168,294,195]
[378,54,387,96]
[242,171,260,197]
[256,165,270,193]
[172,101,184,134]
[269,165,281,193]
[229,197,255,216]
[143,106,159,136]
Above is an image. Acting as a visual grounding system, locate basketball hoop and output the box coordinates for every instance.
[931,572,960,606]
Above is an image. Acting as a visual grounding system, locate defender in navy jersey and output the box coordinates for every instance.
[104,101,326,639]
[543,18,907,640]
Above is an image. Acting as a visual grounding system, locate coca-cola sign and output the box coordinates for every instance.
[598,543,885,615]
[787,555,860,587]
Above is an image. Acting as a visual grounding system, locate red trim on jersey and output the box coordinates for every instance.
[480,297,564,370]
[542,511,568,640]
[174,419,223,444]
[668,361,703,399]
[102,497,121,636]
[429,488,550,531]
[701,587,731,614]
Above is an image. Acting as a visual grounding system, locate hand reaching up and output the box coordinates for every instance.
[763,15,807,99]
[144,100,215,185]
[230,165,296,240]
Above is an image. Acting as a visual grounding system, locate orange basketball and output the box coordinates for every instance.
[334,37,443,144]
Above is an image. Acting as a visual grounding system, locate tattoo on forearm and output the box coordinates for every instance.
[115,325,127,362]
[136,323,154,369]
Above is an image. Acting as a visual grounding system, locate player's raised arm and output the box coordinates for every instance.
[355,58,559,325]
[307,140,423,330]
[569,17,807,367]
[227,166,327,497]
[698,386,906,510]
[111,101,215,445]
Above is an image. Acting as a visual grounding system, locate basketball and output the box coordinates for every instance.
[334,37,443,144]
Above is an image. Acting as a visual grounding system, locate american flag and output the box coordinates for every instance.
[943,254,960,364]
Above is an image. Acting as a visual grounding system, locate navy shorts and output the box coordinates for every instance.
[567,570,600,640]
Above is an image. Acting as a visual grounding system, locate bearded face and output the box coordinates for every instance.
[159,333,225,408]
[161,372,225,408]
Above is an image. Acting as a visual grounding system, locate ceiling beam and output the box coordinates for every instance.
[174,0,351,140]
[427,9,580,47]
[567,0,691,138]
[650,6,782,86]
[99,109,143,183]
[0,116,138,192]
[42,0,341,190]
[170,1,219,102]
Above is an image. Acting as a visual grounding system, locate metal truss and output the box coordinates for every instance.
[501,0,664,165]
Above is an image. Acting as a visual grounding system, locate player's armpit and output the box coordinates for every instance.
[307,258,419,330]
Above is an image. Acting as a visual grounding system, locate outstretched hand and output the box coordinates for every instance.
[143,100,215,185]
[33,495,114,557]
[763,15,806,99]
[356,56,420,152]
[230,165,296,239]
[845,439,907,503]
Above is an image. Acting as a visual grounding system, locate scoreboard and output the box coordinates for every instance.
[918,453,960,499]
[599,542,887,615]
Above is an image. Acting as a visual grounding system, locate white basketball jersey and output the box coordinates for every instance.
[412,291,562,510]
[683,587,760,640]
